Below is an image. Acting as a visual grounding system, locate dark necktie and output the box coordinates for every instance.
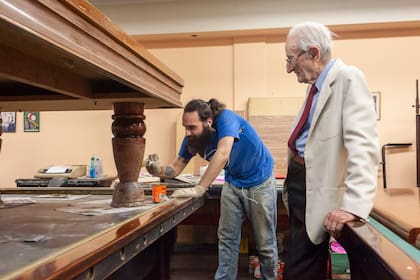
[288,84,317,154]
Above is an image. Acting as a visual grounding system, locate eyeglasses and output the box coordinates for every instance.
[286,50,306,69]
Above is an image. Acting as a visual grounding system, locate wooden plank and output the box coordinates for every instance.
[0,44,92,99]
[248,97,303,117]
[339,220,420,280]
[0,0,183,111]
[0,193,203,279]
[0,97,177,111]
[61,0,183,85]
[248,97,303,176]
[248,115,295,176]
[372,185,420,247]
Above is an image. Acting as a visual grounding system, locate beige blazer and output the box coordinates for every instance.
[283,59,379,244]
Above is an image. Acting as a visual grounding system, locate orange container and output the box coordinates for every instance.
[152,185,167,203]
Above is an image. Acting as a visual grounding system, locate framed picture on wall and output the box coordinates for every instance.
[1,112,16,133]
[372,92,381,120]
[24,112,40,132]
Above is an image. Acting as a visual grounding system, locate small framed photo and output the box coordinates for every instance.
[372,92,380,120]
[24,112,40,132]
[1,112,16,133]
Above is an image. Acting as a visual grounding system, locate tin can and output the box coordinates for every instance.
[253,256,261,279]
[278,261,285,279]
[249,255,255,274]
[152,185,167,203]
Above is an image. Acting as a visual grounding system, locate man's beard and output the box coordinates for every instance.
[186,125,213,157]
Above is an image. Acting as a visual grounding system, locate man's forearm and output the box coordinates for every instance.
[199,152,227,188]
[157,156,187,178]
[163,165,176,177]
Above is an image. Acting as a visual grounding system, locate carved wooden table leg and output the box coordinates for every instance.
[111,102,146,207]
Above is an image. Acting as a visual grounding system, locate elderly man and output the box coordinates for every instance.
[283,21,379,279]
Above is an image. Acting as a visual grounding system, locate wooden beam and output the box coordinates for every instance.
[0,45,92,99]
[61,0,183,85]
[0,97,180,112]
[0,0,183,109]
[134,20,420,49]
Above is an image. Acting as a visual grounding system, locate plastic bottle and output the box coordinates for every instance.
[95,157,103,178]
[89,156,96,178]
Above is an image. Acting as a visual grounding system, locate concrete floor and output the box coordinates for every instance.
[170,244,253,280]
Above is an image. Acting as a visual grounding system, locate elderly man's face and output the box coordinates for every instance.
[285,36,319,84]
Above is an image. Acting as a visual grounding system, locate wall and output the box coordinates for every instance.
[333,37,419,187]
[1,35,419,188]
[0,109,181,187]
[151,36,420,189]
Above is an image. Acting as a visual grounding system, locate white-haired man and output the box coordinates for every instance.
[283,21,379,279]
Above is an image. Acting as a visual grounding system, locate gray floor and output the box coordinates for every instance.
[170,244,254,280]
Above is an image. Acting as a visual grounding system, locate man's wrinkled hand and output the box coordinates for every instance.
[171,185,206,198]
[145,153,161,176]
[323,209,358,239]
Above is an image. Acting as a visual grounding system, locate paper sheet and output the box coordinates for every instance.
[174,174,197,185]
[0,196,37,209]
[46,165,71,173]
[56,199,156,216]
[34,194,90,200]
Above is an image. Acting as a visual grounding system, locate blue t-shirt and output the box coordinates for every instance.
[178,109,274,188]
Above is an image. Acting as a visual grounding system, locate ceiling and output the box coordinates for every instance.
[89,0,420,36]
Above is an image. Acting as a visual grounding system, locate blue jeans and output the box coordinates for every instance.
[215,175,278,280]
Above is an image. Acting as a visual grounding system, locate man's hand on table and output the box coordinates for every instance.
[323,209,359,239]
[171,185,206,198]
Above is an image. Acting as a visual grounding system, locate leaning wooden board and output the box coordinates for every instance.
[248,97,304,177]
